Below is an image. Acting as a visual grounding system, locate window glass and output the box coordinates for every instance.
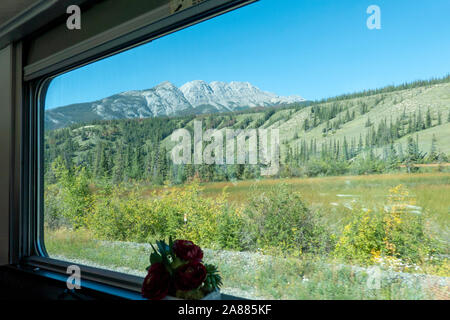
[43,0,450,299]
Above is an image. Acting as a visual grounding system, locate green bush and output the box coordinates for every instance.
[87,182,330,254]
[89,187,163,242]
[305,159,348,177]
[45,157,94,229]
[217,204,244,250]
[334,185,438,265]
[44,183,71,229]
[87,182,244,250]
[349,155,386,175]
[333,209,384,264]
[242,184,331,255]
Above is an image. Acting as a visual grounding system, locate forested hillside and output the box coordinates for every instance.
[44,76,450,185]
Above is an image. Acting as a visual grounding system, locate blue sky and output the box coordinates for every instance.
[45,0,450,110]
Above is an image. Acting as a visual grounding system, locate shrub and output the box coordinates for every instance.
[216,200,244,250]
[349,155,386,175]
[162,183,224,247]
[334,185,438,265]
[88,182,243,250]
[44,183,71,229]
[241,184,331,254]
[333,209,384,264]
[382,185,437,262]
[48,157,94,229]
[305,159,348,177]
[88,186,162,242]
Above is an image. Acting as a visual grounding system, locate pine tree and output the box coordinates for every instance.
[303,118,310,131]
[350,137,356,158]
[397,143,404,161]
[112,143,125,182]
[358,134,363,152]
[343,136,349,160]
[94,142,109,178]
[417,109,425,130]
[407,116,413,133]
[144,147,155,181]
[428,134,438,162]
[313,113,318,127]
[335,140,340,160]
[387,143,399,170]
[426,108,432,128]
[345,110,351,122]
[404,136,425,173]
[157,146,168,183]
[360,102,368,115]
[125,145,134,180]
[131,147,144,180]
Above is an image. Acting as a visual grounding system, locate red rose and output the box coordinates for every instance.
[173,240,203,262]
[141,262,170,300]
[174,261,207,291]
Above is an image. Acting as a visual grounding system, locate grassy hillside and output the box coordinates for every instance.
[281,82,450,153]
[44,76,450,183]
[160,80,450,153]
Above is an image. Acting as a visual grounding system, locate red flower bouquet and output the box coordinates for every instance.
[141,238,222,300]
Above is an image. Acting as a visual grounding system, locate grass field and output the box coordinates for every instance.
[45,172,450,299]
[136,172,450,240]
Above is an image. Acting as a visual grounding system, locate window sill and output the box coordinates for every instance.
[3,258,244,300]
[1,264,143,300]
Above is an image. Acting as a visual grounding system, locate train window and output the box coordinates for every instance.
[41,0,449,299]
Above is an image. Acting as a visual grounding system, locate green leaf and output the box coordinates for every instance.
[169,236,174,256]
[156,240,165,255]
[156,239,170,266]
[150,252,163,265]
[150,243,158,254]
[203,263,222,292]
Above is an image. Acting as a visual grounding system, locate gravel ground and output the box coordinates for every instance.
[52,239,449,300]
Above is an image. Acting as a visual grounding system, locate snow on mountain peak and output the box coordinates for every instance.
[45,80,305,129]
[181,80,304,110]
[155,81,177,89]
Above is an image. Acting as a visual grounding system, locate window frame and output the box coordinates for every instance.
[19,0,257,295]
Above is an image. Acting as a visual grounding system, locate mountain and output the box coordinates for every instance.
[45,80,305,130]
[180,80,303,111]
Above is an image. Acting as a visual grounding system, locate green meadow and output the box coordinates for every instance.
[133,172,450,239]
[45,172,450,300]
